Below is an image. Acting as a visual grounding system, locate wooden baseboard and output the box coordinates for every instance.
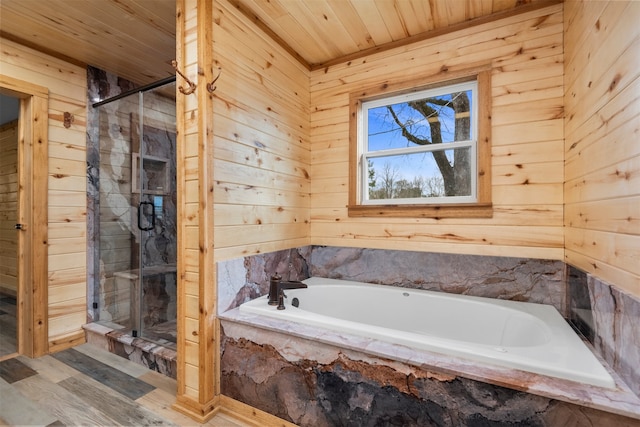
[218,395,298,427]
[171,394,218,424]
[48,330,86,354]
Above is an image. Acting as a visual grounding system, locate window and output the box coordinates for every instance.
[348,69,492,218]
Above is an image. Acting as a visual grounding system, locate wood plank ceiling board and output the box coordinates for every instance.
[326,0,376,51]
[346,0,394,47]
[0,0,176,86]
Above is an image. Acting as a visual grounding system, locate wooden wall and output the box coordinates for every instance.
[0,38,87,351]
[175,0,201,405]
[0,120,18,297]
[175,0,309,412]
[211,0,311,260]
[563,1,640,298]
[175,0,220,412]
[309,4,565,260]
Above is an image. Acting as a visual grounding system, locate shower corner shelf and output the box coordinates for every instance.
[131,152,170,195]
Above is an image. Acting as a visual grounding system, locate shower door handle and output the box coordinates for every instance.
[138,201,155,231]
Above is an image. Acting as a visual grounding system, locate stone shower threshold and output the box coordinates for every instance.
[83,322,177,379]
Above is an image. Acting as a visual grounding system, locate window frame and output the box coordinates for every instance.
[348,67,493,218]
[360,80,478,206]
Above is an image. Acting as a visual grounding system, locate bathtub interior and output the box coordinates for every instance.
[239,277,616,389]
[276,279,553,347]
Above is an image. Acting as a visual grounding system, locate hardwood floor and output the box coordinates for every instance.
[0,343,251,426]
[0,295,17,358]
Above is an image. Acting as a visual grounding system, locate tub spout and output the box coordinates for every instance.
[268,274,307,306]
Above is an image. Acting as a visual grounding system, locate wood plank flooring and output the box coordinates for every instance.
[0,344,251,426]
[0,296,17,358]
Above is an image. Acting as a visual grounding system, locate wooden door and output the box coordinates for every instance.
[0,75,49,358]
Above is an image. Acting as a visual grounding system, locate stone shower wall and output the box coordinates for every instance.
[87,66,137,322]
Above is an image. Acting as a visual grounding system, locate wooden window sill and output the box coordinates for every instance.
[347,203,493,219]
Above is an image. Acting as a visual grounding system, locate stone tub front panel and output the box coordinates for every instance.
[220,322,639,427]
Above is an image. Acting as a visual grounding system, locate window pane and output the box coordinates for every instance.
[367,147,472,200]
[367,90,472,152]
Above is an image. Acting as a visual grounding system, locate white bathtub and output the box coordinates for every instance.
[239,277,615,389]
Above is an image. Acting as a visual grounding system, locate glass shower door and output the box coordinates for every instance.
[96,81,176,348]
[136,83,177,345]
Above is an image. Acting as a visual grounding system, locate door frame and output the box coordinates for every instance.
[1,74,49,357]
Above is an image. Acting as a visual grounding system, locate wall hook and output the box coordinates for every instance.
[171,60,197,95]
[63,112,74,128]
[206,67,222,93]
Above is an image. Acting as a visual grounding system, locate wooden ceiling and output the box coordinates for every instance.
[0,0,549,86]
[0,0,176,85]
[231,0,548,69]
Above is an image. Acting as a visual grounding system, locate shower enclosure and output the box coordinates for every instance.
[93,79,177,348]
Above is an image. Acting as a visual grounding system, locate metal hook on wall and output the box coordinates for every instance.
[171,60,197,95]
[206,67,222,93]
[63,112,74,128]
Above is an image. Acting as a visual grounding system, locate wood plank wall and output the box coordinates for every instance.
[0,121,18,297]
[176,0,202,405]
[175,0,310,414]
[175,0,219,417]
[211,0,311,260]
[563,1,640,298]
[0,38,87,351]
[309,4,565,260]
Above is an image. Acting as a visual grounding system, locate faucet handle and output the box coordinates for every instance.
[277,289,287,310]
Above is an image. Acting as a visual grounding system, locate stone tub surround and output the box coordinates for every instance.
[568,266,640,399]
[219,313,640,426]
[217,246,565,313]
[83,322,177,379]
[217,246,640,423]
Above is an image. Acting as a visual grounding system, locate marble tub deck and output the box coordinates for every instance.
[220,307,640,422]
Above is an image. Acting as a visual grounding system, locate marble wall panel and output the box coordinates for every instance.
[220,323,640,427]
[87,66,137,322]
[87,66,177,332]
[311,246,567,313]
[217,246,311,313]
[568,266,640,398]
[218,246,565,314]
